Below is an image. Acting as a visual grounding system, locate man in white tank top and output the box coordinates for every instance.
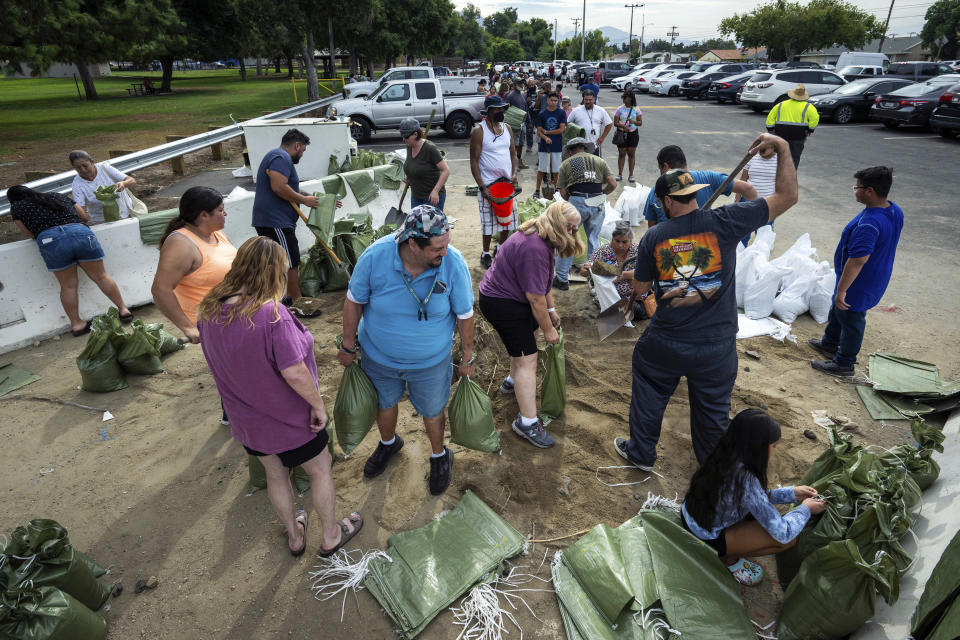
[470,95,519,269]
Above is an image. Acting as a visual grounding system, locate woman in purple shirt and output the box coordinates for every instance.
[681,409,826,585]
[197,237,362,557]
[478,201,582,448]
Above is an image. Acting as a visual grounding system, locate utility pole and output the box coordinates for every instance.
[640,14,650,57]
[877,0,895,53]
[625,3,644,61]
[668,26,679,57]
[581,0,587,61]
[571,17,581,46]
[554,19,558,61]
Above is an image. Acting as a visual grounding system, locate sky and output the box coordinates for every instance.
[455,0,934,46]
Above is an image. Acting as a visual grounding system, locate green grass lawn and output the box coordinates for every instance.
[0,70,341,157]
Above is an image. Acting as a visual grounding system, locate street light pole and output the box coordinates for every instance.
[625,3,644,61]
[554,19,558,62]
[581,0,587,61]
[640,15,650,57]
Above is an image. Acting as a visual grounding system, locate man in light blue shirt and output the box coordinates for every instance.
[642,145,757,226]
[338,205,475,496]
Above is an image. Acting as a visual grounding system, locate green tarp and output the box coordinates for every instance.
[364,491,525,639]
[868,352,960,399]
[911,529,960,640]
[0,362,40,397]
[857,385,935,420]
[341,170,379,206]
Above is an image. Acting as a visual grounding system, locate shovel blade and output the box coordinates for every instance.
[597,293,635,341]
[385,207,404,226]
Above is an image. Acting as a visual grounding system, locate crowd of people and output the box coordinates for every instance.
[5,73,904,585]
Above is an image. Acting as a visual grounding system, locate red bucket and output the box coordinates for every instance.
[488,180,516,227]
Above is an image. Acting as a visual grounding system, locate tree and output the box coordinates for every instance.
[452,4,487,59]
[582,29,610,60]
[488,36,524,62]
[921,0,960,60]
[645,38,673,52]
[484,7,518,38]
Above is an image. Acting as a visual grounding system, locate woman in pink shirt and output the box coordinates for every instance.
[197,237,362,557]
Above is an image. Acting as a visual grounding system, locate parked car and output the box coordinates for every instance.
[344,66,437,98]
[595,61,634,84]
[740,68,847,111]
[331,77,485,142]
[771,61,822,69]
[929,82,960,138]
[835,52,889,71]
[837,65,885,81]
[885,61,956,82]
[706,72,756,103]
[702,63,756,75]
[652,71,699,96]
[636,69,684,93]
[686,61,720,73]
[632,62,662,72]
[613,63,686,91]
[869,76,960,129]
[808,77,915,123]
[680,71,733,99]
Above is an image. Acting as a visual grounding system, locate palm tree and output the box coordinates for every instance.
[657,247,680,276]
[686,246,715,278]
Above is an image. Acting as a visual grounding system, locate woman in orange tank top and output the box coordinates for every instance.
[151,187,237,344]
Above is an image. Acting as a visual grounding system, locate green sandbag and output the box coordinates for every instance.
[517,197,546,224]
[927,594,960,640]
[246,455,310,496]
[538,328,566,425]
[135,207,179,245]
[551,559,630,640]
[342,170,379,206]
[117,320,163,375]
[364,490,525,639]
[76,322,127,393]
[912,529,960,639]
[573,226,589,265]
[305,192,339,244]
[328,153,342,176]
[776,479,855,586]
[777,539,897,640]
[563,122,584,146]
[504,106,527,131]
[143,323,183,356]
[333,363,378,456]
[448,377,500,453]
[372,162,404,191]
[93,185,120,222]
[7,520,111,612]
[74,552,107,579]
[563,524,635,625]
[320,174,347,199]
[878,419,944,490]
[0,586,107,640]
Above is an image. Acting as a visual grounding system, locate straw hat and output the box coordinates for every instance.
[787,84,809,101]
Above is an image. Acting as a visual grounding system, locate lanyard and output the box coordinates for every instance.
[401,269,441,321]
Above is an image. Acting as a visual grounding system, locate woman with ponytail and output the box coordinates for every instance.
[681,409,826,586]
[151,186,236,344]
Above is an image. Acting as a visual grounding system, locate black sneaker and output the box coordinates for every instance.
[613,437,654,472]
[363,436,404,478]
[552,276,569,291]
[807,338,837,358]
[220,410,230,426]
[512,415,555,448]
[429,447,454,495]
[810,359,854,378]
[480,253,493,269]
[499,378,515,394]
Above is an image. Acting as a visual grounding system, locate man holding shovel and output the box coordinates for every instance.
[614,134,797,471]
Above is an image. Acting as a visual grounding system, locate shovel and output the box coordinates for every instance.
[701,151,753,210]
[386,107,438,225]
[597,292,636,340]
[541,144,556,200]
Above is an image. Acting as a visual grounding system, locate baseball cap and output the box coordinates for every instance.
[654,169,709,198]
[396,205,450,244]
[562,136,596,160]
[399,117,420,138]
[483,95,507,112]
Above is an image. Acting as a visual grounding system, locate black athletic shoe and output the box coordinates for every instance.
[480,253,493,269]
[363,436,404,478]
[807,338,837,358]
[810,359,854,377]
[429,447,454,495]
[552,276,569,291]
[280,296,293,307]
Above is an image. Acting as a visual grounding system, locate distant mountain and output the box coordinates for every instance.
[559,25,632,45]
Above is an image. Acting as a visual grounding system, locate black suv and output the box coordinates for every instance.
[595,61,633,84]
[886,61,956,82]
[681,71,732,99]
[929,82,960,139]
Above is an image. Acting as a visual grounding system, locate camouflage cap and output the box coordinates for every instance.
[396,204,450,244]
[654,169,710,198]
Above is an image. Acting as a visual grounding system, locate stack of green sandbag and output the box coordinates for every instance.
[0,519,110,640]
[910,529,960,640]
[364,491,525,639]
[517,197,546,224]
[553,508,757,639]
[76,309,183,392]
[93,185,121,222]
[504,105,527,131]
[775,419,944,639]
[299,212,394,296]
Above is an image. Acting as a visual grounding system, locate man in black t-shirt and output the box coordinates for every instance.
[613,134,798,470]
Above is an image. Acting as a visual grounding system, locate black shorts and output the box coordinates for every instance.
[255,226,300,269]
[616,130,639,148]
[244,430,328,468]
[681,512,727,556]
[479,293,540,357]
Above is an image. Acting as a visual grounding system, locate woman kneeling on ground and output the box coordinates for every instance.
[478,201,582,448]
[8,185,132,336]
[681,409,826,586]
[196,236,362,557]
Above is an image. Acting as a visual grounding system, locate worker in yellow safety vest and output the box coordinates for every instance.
[765,84,819,169]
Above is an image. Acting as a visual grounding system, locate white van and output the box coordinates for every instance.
[835,52,889,71]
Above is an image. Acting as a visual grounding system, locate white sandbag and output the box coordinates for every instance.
[613,184,649,226]
[770,233,818,289]
[600,202,623,240]
[737,314,796,342]
[614,187,635,217]
[751,225,776,258]
[735,249,763,308]
[589,274,622,313]
[772,271,815,324]
[743,256,791,319]
[808,262,836,324]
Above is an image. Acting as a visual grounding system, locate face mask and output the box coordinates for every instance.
[490,111,505,123]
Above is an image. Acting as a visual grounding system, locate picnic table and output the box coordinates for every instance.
[126,80,157,96]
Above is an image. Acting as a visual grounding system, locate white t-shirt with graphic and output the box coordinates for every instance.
[71,162,130,224]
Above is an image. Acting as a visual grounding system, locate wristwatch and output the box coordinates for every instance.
[340,342,359,354]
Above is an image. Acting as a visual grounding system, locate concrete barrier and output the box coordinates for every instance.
[0,173,408,354]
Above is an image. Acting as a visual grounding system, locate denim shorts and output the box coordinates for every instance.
[360,353,453,419]
[36,224,105,272]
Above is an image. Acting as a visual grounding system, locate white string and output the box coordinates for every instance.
[595,465,664,488]
[641,492,681,512]
[308,549,392,621]
[450,565,555,640]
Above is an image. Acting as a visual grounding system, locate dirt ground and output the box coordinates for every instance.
[1,167,956,639]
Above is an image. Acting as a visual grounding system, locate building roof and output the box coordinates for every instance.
[707,48,766,60]
[801,36,927,57]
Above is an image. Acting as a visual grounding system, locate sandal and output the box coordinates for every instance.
[727,558,764,586]
[288,510,308,557]
[72,321,92,337]
[318,511,363,558]
[119,311,134,324]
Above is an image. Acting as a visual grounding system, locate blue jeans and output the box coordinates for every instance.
[360,353,453,419]
[555,195,604,283]
[410,192,446,212]
[820,304,867,367]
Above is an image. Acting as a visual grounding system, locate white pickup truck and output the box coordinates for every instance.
[330,77,485,142]
[344,66,440,99]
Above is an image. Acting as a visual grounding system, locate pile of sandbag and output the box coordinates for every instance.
[775,420,944,639]
[0,519,111,639]
[910,529,960,640]
[613,185,650,227]
[736,229,837,323]
[76,309,183,392]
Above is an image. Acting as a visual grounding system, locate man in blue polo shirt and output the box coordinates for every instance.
[809,166,903,377]
[252,128,319,306]
[337,205,476,496]
[642,145,757,227]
